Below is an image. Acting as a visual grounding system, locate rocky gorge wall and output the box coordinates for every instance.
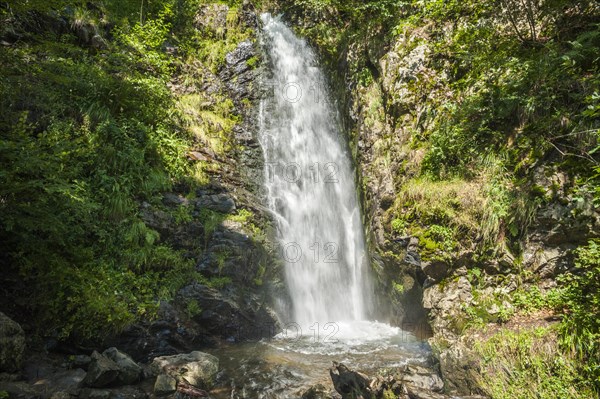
[0,0,286,360]
[278,1,600,396]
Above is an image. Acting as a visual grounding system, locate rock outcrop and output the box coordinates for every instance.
[329,362,471,399]
[151,351,219,390]
[0,312,25,373]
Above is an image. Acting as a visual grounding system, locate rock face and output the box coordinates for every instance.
[397,365,444,393]
[279,5,600,396]
[82,351,120,388]
[107,2,284,358]
[102,347,142,385]
[330,362,372,399]
[151,351,219,389]
[301,384,333,399]
[82,349,142,388]
[330,362,452,399]
[436,342,484,396]
[176,283,279,341]
[0,312,25,372]
[422,275,473,339]
[154,373,177,396]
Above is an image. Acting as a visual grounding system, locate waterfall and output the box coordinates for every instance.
[258,14,374,329]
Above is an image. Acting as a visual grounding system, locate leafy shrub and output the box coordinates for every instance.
[557,240,600,391]
[0,0,235,340]
[475,326,596,399]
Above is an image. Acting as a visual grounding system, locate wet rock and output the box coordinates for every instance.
[36,368,86,395]
[79,389,111,399]
[0,312,25,372]
[421,260,449,283]
[397,364,443,392]
[82,351,119,388]
[194,193,236,213]
[225,40,254,67]
[71,354,92,370]
[436,342,483,396]
[423,276,473,338]
[102,347,142,385]
[301,384,333,399]
[330,362,372,399]
[150,351,218,389]
[404,388,448,399]
[0,381,43,399]
[176,382,209,397]
[50,392,72,399]
[220,40,257,83]
[330,362,451,399]
[162,192,188,207]
[104,304,188,364]
[194,3,229,36]
[111,386,148,399]
[154,373,177,396]
[175,282,278,341]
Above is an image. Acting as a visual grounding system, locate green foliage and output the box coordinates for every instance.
[381,388,396,399]
[392,281,404,295]
[513,286,561,314]
[227,208,265,239]
[173,204,194,224]
[475,326,596,399]
[557,240,600,391]
[206,276,232,289]
[0,0,243,340]
[246,55,259,68]
[390,218,406,234]
[185,299,202,318]
[254,262,266,286]
[199,209,226,248]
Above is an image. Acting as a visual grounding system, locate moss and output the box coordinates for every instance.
[246,55,259,68]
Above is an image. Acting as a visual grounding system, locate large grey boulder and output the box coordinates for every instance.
[436,341,484,396]
[151,351,219,389]
[423,275,473,337]
[0,312,25,372]
[154,373,177,396]
[102,347,142,385]
[82,351,119,388]
[398,364,444,392]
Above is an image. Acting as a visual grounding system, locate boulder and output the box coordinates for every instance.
[176,382,209,397]
[194,193,236,213]
[151,351,218,389]
[0,312,25,372]
[82,351,119,388]
[436,342,484,396]
[301,384,333,399]
[421,260,450,283]
[154,374,177,396]
[397,364,443,392]
[71,354,92,370]
[32,368,86,395]
[50,392,72,399]
[79,389,112,399]
[423,276,473,337]
[102,347,142,385]
[329,362,372,399]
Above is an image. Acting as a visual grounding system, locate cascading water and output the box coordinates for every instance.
[258,13,374,330]
[205,15,430,399]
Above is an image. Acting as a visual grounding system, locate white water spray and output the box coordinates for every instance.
[258,14,375,330]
